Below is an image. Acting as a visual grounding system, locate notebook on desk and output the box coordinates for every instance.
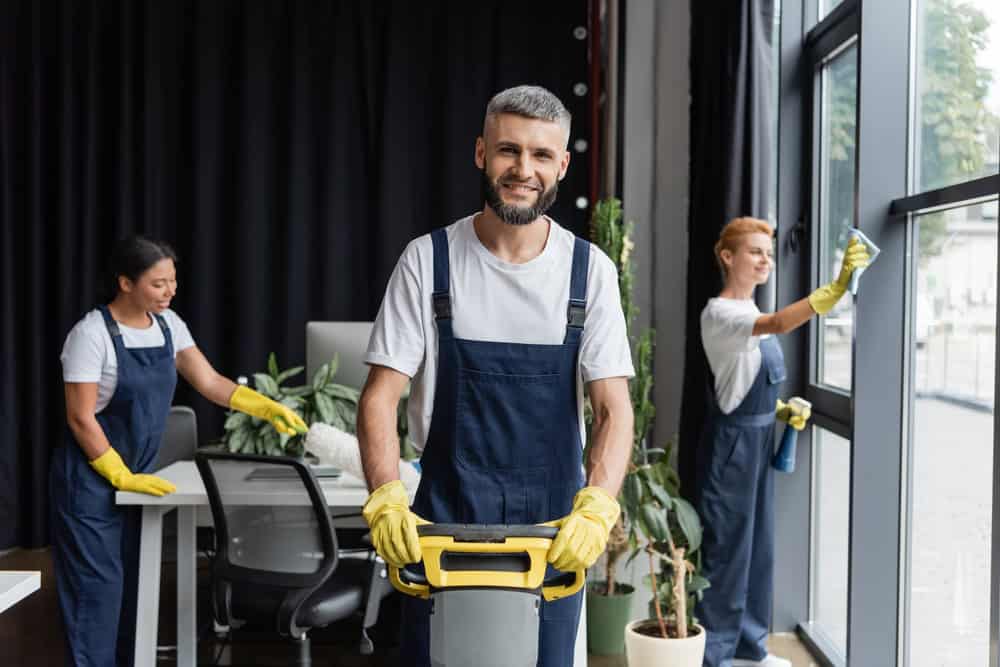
[245,465,342,481]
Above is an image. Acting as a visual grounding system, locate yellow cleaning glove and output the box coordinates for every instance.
[229,385,307,435]
[90,448,177,496]
[362,480,426,568]
[776,398,811,431]
[807,237,871,315]
[547,486,621,572]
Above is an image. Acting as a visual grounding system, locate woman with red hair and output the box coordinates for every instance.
[695,217,868,667]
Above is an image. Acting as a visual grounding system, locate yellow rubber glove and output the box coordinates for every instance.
[362,480,426,568]
[229,385,307,435]
[807,237,871,315]
[776,398,812,431]
[90,448,177,496]
[547,486,621,572]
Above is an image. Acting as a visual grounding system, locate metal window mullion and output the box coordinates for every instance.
[990,217,1000,667]
[848,1,910,665]
[772,0,813,633]
[806,0,859,61]
[806,387,850,428]
[899,212,916,667]
[889,174,1000,217]
[808,62,823,391]
[798,620,847,667]
[810,409,851,441]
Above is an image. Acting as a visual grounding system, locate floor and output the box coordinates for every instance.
[0,548,819,666]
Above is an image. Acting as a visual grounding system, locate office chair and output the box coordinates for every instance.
[153,405,199,471]
[195,450,388,663]
[153,406,214,567]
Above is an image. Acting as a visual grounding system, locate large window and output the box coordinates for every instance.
[904,200,998,667]
[913,0,1000,194]
[900,1,1000,665]
[777,1,999,664]
[810,426,851,657]
[816,42,858,391]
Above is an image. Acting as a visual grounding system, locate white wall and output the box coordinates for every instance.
[623,0,690,457]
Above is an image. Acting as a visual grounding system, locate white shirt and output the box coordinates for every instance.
[365,215,635,452]
[701,297,768,414]
[61,308,195,413]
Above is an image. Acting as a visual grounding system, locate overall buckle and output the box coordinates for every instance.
[567,299,586,328]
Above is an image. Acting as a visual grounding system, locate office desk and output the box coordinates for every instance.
[0,571,41,614]
[116,459,370,667]
[117,459,587,667]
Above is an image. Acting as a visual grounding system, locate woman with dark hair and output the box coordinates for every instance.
[695,217,869,667]
[50,236,305,666]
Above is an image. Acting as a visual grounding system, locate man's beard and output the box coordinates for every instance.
[480,169,558,226]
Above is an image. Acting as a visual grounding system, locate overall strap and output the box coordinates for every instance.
[431,228,453,341]
[98,305,122,338]
[153,312,175,355]
[152,313,169,335]
[564,236,590,345]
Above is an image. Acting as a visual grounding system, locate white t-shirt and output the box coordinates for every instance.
[366,215,635,452]
[61,308,196,413]
[700,297,769,414]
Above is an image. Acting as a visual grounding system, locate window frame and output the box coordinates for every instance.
[779,0,1000,665]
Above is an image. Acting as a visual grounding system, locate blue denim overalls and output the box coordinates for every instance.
[695,335,785,667]
[400,227,589,666]
[51,305,177,666]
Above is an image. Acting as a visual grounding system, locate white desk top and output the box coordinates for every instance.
[0,571,41,614]
[116,460,371,507]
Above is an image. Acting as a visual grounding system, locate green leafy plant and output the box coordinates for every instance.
[221,352,395,457]
[623,440,708,639]
[588,198,707,638]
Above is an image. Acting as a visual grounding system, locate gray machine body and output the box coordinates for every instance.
[429,588,540,667]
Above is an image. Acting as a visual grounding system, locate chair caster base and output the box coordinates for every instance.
[360,628,374,655]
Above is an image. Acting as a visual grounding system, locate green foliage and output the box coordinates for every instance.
[588,198,707,632]
[918,0,996,192]
[221,352,412,457]
[622,441,708,633]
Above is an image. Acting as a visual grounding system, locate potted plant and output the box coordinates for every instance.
[622,444,709,667]
[621,439,709,666]
[584,198,655,655]
[220,352,413,458]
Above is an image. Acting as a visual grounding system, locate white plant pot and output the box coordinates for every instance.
[624,620,706,667]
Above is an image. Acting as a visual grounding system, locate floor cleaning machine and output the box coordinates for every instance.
[389,523,584,667]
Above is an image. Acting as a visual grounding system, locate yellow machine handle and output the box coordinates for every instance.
[387,524,585,600]
[390,564,431,599]
[542,569,585,602]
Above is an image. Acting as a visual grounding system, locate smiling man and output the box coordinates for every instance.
[357,85,635,666]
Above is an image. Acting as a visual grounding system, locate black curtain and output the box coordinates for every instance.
[0,0,591,550]
[678,0,775,494]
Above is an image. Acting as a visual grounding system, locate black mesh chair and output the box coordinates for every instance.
[195,450,387,664]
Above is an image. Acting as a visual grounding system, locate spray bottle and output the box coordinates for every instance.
[772,397,812,473]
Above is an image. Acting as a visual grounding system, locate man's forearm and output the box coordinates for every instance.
[357,393,402,492]
[586,402,633,495]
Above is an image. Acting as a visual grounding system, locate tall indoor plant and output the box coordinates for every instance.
[585,198,656,655]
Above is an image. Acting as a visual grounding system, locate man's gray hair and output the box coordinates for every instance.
[484,85,571,137]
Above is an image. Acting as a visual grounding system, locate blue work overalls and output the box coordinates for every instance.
[50,306,177,667]
[400,227,589,666]
[695,335,785,667]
